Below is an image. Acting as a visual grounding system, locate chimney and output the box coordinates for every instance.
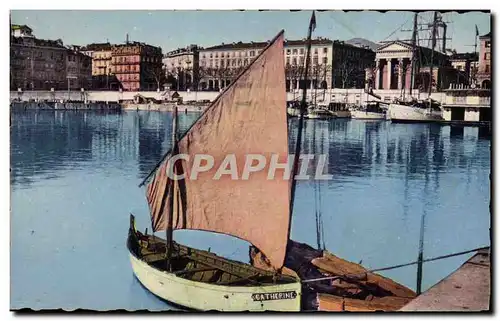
[126,33,129,44]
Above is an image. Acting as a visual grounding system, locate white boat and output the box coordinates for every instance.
[351,110,386,120]
[305,108,335,120]
[127,30,302,312]
[287,107,300,117]
[350,103,387,120]
[387,102,444,123]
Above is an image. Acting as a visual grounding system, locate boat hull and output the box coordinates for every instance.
[387,104,443,123]
[287,107,300,117]
[331,110,351,118]
[129,253,302,311]
[350,110,386,120]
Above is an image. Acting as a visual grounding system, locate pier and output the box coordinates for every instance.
[400,248,491,312]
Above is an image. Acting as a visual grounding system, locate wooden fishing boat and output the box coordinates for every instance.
[128,29,303,311]
[128,216,301,311]
[128,11,416,312]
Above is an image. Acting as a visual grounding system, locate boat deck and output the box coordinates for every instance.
[399,248,490,311]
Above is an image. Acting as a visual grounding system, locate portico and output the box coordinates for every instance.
[374,41,415,90]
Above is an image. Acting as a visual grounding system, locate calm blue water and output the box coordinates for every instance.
[10,111,491,311]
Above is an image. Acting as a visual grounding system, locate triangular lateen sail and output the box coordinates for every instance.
[146,30,290,270]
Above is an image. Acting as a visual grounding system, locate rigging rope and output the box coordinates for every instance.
[301,245,489,284]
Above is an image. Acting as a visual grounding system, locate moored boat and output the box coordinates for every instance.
[387,101,443,123]
[128,29,303,312]
[306,108,335,120]
[350,102,387,120]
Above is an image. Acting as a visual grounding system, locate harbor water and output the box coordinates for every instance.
[10,110,491,311]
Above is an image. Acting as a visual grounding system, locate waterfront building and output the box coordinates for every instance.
[80,42,114,90]
[110,41,163,91]
[370,40,461,92]
[66,47,92,90]
[441,84,491,124]
[197,38,374,91]
[163,45,200,91]
[477,32,491,88]
[448,52,479,85]
[10,24,92,91]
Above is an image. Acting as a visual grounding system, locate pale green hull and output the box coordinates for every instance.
[129,253,302,311]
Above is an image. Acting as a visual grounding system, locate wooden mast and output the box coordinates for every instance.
[166,105,179,271]
[428,12,438,110]
[289,10,316,224]
[409,12,418,97]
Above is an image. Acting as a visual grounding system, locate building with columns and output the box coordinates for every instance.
[477,32,491,88]
[370,40,452,93]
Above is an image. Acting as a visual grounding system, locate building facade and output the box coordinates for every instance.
[10,24,92,91]
[448,52,479,85]
[196,38,374,91]
[80,42,115,90]
[110,42,163,91]
[66,48,92,90]
[371,40,454,92]
[163,45,199,91]
[331,40,375,89]
[477,32,491,89]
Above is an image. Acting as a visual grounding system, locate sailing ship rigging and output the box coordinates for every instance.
[386,11,446,123]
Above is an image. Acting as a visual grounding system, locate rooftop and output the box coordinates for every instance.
[80,42,113,51]
[11,36,66,49]
[450,52,479,61]
[201,38,366,51]
[11,24,33,32]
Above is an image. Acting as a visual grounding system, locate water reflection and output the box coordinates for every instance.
[10,111,491,310]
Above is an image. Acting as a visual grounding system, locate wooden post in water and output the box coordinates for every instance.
[166,105,179,271]
[416,211,425,295]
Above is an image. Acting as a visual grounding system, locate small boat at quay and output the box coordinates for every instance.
[127,12,416,312]
[305,107,335,120]
[387,100,444,123]
[350,102,387,120]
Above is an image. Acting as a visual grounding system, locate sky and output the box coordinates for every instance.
[10,10,491,54]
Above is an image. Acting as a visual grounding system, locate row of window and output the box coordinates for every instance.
[113,65,140,73]
[286,56,328,66]
[286,47,328,55]
[118,74,140,81]
[112,56,161,63]
[13,49,65,61]
[201,58,251,68]
[201,50,261,60]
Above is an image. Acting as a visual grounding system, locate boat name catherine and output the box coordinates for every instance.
[251,291,298,301]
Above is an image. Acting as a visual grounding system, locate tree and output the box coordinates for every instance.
[145,64,167,91]
[338,56,361,89]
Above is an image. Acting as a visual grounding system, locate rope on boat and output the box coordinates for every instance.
[301,246,490,284]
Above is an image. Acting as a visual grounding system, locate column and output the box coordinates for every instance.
[375,59,381,90]
[386,59,392,90]
[397,58,404,90]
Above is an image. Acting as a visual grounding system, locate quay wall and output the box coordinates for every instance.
[11,101,121,111]
[10,89,445,105]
